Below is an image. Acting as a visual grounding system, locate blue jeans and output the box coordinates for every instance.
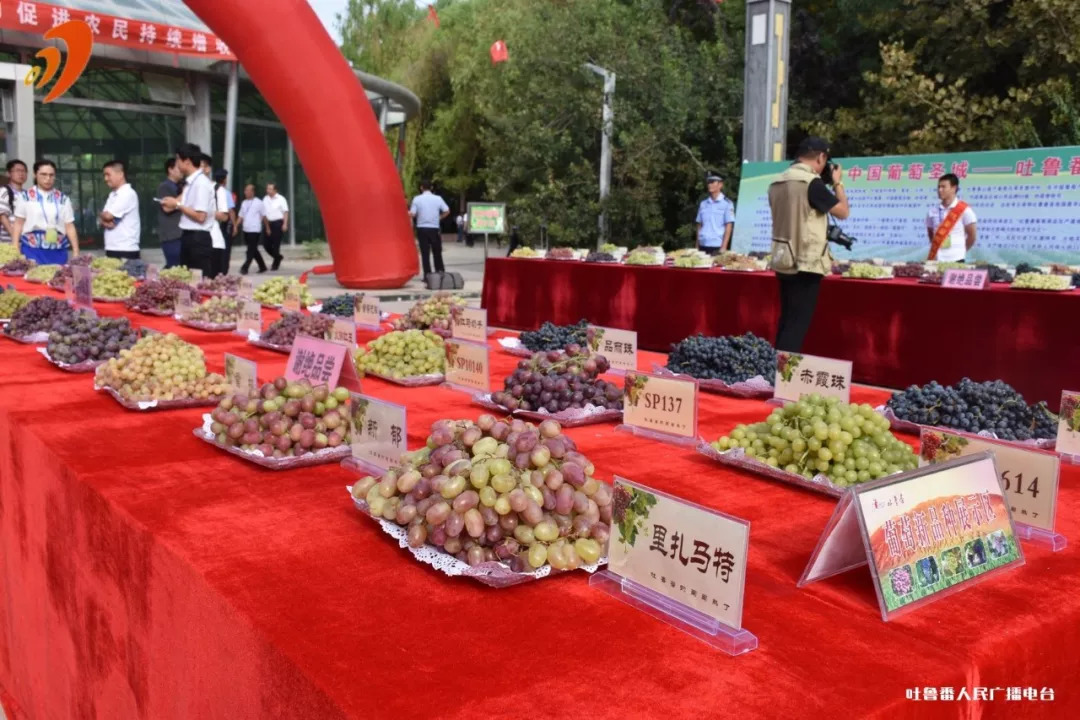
[20,242,68,265]
[161,238,182,268]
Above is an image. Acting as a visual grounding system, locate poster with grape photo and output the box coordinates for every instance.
[855,453,1023,620]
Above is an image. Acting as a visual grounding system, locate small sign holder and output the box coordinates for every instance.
[591,478,756,656]
[346,393,408,476]
[1056,391,1080,466]
[615,371,699,448]
[586,324,637,376]
[919,428,1066,552]
[353,294,381,331]
[443,338,491,395]
[72,265,93,310]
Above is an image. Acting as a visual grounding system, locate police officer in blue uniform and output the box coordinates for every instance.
[695,170,735,255]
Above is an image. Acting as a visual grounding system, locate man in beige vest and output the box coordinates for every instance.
[768,137,850,352]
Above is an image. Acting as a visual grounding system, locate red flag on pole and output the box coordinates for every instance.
[428,5,440,28]
[490,40,509,64]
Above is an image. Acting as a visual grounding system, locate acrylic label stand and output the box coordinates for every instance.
[615,371,699,448]
[590,571,758,655]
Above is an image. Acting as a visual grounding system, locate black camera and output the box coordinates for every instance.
[821,161,838,185]
[826,224,856,250]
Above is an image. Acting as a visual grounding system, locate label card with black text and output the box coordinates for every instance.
[918,428,1060,534]
[350,394,407,472]
[175,289,194,318]
[444,339,490,393]
[283,284,302,313]
[190,268,203,287]
[72,265,93,310]
[330,318,358,347]
[236,301,262,336]
[224,354,258,396]
[587,325,638,373]
[452,306,487,343]
[1057,391,1080,459]
[238,277,254,300]
[622,371,698,440]
[353,294,380,330]
[774,352,852,403]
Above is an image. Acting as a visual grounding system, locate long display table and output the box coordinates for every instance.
[1,276,1078,719]
[481,258,1080,410]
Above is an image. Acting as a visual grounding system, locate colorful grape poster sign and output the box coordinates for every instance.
[349,393,407,472]
[587,325,637,373]
[284,336,359,390]
[622,371,698,440]
[800,452,1024,621]
[774,352,852,404]
[606,477,749,630]
[918,428,1060,534]
[1057,391,1080,458]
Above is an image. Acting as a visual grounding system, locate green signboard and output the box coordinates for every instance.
[467,202,506,234]
[731,146,1080,264]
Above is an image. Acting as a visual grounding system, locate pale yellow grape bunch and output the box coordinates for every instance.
[26,264,62,282]
[92,269,137,299]
[90,256,125,272]
[1011,272,1072,291]
[0,290,32,318]
[672,250,712,268]
[354,329,445,378]
[711,393,918,487]
[159,266,193,283]
[253,276,315,307]
[843,263,892,279]
[0,244,21,265]
[510,247,543,258]
[94,332,229,401]
[185,296,242,324]
[390,292,466,332]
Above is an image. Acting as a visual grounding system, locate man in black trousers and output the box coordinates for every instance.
[768,137,850,352]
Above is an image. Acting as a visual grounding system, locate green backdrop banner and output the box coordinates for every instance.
[731,146,1080,264]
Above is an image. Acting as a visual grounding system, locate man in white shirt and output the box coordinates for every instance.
[198,155,231,277]
[161,143,215,276]
[456,213,465,243]
[235,184,268,274]
[926,173,977,262]
[0,159,28,244]
[409,179,450,275]
[262,183,289,270]
[99,159,141,259]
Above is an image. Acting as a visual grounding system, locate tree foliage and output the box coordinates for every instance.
[339,0,1080,247]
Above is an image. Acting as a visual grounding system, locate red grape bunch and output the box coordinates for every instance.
[491,345,621,413]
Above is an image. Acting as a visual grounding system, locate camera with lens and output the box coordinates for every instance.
[821,161,838,185]
[826,223,856,251]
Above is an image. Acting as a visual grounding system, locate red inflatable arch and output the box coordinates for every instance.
[184,0,418,288]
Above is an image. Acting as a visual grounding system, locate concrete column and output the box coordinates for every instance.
[287,136,296,246]
[0,63,36,170]
[742,0,792,163]
[223,63,239,190]
[185,75,212,152]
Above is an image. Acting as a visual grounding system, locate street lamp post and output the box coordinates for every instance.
[584,63,615,249]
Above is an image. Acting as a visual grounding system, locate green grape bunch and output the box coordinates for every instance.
[712,394,918,487]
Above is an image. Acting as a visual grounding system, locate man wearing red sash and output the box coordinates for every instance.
[926,173,977,262]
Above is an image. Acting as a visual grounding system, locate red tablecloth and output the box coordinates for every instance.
[2,277,1079,720]
[481,258,1080,410]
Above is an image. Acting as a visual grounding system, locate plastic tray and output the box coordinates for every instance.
[93,295,133,303]
[127,305,175,317]
[347,491,604,588]
[495,337,563,359]
[364,368,446,387]
[36,346,107,372]
[177,316,238,332]
[194,418,350,469]
[95,384,223,411]
[875,405,1057,451]
[2,329,49,344]
[696,441,844,498]
[651,364,774,399]
[472,392,622,427]
[245,329,292,354]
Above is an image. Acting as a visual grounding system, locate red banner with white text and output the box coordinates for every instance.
[0,0,236,60]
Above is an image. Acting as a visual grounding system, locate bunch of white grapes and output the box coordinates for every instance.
[354,329,445,378]
[95,333,229,402]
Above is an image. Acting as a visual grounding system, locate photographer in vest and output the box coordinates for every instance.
[926,173,976,262]
[768,137,849,352]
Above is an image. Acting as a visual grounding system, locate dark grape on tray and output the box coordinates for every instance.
[665,333,776,385]
[519,319,589,352]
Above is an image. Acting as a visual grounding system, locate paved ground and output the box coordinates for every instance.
[120,234,499,313]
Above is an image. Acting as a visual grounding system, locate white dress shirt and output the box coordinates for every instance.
[102,182,141,252]
[178,170,216,232]
[209,185,230,249]
[263,193,289,222]
[238,198,266,233]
